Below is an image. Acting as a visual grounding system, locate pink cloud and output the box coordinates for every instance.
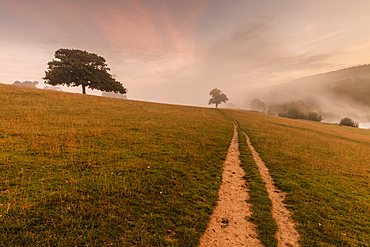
[94,0,211,60]
[2,1,207,54]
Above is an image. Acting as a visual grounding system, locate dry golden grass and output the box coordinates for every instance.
[0,84,233,246]
[2,83,369,246]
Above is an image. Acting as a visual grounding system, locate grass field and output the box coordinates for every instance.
[0,84,233,246]
[1,83,370,246]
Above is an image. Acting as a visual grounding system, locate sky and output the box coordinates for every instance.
[2,0,370,106]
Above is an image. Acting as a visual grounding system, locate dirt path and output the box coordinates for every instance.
[198,123,263,247]
[243,131,300,247]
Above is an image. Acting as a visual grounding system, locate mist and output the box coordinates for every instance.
[226,65,370,127]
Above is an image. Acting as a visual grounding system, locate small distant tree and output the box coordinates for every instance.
[339,117,359,127]
[13,80,39,88]
[44,48,126,95]
[249,98,266,113]
[208,88,228,108]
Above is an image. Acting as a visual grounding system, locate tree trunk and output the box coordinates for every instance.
[216,103,219,108]
[82,85,86,94]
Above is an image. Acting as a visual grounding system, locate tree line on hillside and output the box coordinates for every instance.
[250,99,323,121]
[334,77,370,106]
[208,91,325,123]
[207,91,333,124]
[249,98,359,127]
[13,81,39,88]
[13,81,63,91]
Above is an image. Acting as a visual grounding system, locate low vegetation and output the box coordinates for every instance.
[278,109,324,122]
[339,117,359,128]
[1,84,370,246]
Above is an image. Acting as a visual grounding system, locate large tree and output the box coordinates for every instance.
[208,88,228,108]
[44,48,126,95]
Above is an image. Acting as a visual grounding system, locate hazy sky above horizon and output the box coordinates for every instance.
[2,0,370,106]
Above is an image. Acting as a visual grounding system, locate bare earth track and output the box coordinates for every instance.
[199,124,262,246]
[199,123,300,246]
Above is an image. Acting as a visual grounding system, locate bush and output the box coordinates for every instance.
[307,112,324,122]
[339,117,359,127]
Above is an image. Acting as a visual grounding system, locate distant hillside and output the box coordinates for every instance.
[333,77,370,105]
[255,64,370,122]
[260,64,370,103]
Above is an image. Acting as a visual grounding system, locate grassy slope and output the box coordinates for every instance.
[225,109,370,246]
[1,84,370,246]
[0,84,233,246]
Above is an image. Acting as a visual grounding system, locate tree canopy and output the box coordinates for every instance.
[334,77,370,106]
[44,48,126,95]
[13,80,39,88]
[208,88,228,108]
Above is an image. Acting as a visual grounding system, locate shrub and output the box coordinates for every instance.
[339,117,359,127]
[307,112,324,122]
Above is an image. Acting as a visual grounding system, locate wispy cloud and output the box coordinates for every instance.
[197,19,333,86]
[346,41,370,53]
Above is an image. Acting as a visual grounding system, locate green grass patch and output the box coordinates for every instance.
[237,127,278,247]
[0,84,233,246]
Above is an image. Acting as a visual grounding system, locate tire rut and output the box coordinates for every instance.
[242,131,300,247]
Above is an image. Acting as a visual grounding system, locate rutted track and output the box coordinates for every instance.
[199,122,300,246]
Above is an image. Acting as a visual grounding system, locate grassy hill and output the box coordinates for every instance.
[1,83,369,246]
